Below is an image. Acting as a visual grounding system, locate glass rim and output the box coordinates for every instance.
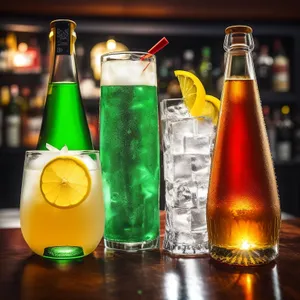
[25,150,100,155]
[101,51,156,62]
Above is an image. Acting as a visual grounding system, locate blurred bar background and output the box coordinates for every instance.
[1,0,300,215]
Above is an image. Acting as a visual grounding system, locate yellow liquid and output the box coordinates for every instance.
[20,168,104,257]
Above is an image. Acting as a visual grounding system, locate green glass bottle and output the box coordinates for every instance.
[37,19,93,150]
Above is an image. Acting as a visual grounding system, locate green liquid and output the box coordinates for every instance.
[43,246,84,260]
[100,85,160,243]
[37,82,93,150]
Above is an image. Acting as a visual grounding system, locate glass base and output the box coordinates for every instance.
[209,244,278,266]
[163,230,209,257]
[43,246,85,260]
[104,237,159,252]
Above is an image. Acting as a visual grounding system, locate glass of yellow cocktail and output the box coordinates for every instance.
[20,148,104,260]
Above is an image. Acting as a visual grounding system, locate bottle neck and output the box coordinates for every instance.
[224,49,256,80]
[49,22,78,83]
[50,53,78,83]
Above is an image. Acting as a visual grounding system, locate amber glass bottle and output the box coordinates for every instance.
[207,25,281,266]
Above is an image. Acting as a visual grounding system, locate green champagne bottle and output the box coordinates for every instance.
[37,19,93,150]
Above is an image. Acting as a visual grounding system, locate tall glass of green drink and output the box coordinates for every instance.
[100,52,160,251]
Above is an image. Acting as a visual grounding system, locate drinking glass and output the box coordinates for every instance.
[161,98,215,256]
[20,150,104,259]
[100,51,160,251]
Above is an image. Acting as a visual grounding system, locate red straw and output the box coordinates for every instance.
[140,37,169,61]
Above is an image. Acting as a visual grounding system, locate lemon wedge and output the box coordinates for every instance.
[40,156,91,208]
[174,70,206,117]
[203,95,221,125]
[174,70,220,124]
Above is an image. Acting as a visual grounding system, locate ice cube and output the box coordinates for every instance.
[194,118,215,136]
[162,120,184,154]
[172,119,194,138]
[191,155,210,172]
[165,102,190,120]
[192,165,211,183]
[191,232,208,250]
[170,135,184,154]
[174,155,192,182]
[173,208,191,233]
[161,120,171,151]
[191,207,207,233]
[165,181,174,207]
[173,182,197,208]
[165,105,178,119]
[191,155,211,184]
[197,183,209,203]
[174,232,193,244]
[165,205,173,231]
[184,136,211,154]
[174,103,190,118]
[164,152,174,182]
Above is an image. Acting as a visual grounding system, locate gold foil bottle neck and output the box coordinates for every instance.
[49,19,76,55]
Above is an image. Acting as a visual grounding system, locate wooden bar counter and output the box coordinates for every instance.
[1,210,300,300]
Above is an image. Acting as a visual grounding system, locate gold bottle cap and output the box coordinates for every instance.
[225,25,253,34]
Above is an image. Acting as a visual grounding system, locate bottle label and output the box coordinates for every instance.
[55,22,70,55]
[273,73,290,91]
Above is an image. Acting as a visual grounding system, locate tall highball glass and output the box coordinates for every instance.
[100,52,160,251]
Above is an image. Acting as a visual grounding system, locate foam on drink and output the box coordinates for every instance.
[101,60,157,86]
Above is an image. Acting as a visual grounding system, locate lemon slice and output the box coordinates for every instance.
[203,95,221,125]
[174,70,206,117]
[40,156,91,208]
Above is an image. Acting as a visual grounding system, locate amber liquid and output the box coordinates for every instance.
[207,78,281,266]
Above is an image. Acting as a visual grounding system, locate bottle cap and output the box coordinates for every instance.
[225,25,252,34]
[50,19,76,29]
[49,19,76,55]
[224,25,254,52]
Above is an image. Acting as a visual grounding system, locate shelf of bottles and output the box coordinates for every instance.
[0,29,298,163]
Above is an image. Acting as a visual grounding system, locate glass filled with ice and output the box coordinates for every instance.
[100,52,160,251]
[161,98,215,256]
